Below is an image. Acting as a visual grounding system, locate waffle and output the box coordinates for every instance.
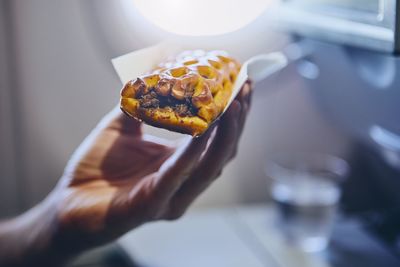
[120,50,241,136]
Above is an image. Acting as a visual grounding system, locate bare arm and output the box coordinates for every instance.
[0,201,70,266]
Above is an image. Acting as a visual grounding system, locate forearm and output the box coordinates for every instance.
[0,199,78,267]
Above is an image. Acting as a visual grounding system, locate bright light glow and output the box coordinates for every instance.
[132,0,270,36]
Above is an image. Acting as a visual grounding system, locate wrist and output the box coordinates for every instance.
[0,195,80,267]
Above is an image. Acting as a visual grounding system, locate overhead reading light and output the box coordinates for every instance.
[131,0,270,36]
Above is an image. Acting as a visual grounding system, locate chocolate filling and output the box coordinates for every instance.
[139,89,198,117]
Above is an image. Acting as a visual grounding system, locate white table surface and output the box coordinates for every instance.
[118,205,330,267]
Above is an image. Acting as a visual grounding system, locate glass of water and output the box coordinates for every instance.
[265,152,349,253]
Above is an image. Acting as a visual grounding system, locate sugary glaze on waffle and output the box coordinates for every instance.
[120,50,241,136]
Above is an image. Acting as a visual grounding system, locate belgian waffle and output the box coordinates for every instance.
[120,50,241,136]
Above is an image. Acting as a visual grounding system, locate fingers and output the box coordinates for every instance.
[146,82,252,219]
[150,126,214,201]
[206,101,243,166]
[165,82,253,217]
[167,100,244,214]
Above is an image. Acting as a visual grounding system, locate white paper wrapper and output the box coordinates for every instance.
[112,42,287,132]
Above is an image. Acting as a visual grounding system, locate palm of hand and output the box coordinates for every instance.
[56,117,177,247]
[50,83,251,251]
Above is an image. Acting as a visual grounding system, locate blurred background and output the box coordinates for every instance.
[0,0,349,215]
[1,0,400,266]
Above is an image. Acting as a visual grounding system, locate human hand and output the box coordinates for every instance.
[0,83,251,266]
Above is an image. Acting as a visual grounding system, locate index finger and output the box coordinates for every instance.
[151,126,214,200]
[168,101,244,210]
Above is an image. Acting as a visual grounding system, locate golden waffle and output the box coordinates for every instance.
[120,50,241,136]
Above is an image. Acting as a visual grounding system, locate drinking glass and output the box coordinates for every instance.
[265,152,349,252]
